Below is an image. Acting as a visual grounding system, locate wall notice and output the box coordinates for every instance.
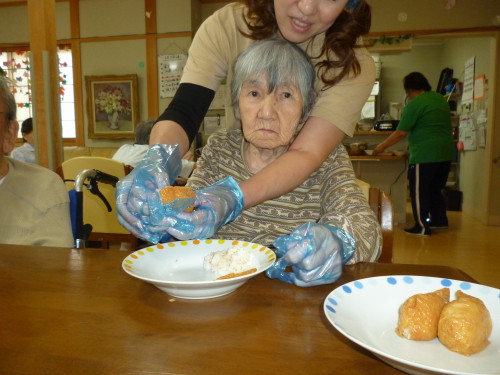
[158,54,187,98]
[461,56,475,106]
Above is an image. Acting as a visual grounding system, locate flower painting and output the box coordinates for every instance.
[85,74,138,139]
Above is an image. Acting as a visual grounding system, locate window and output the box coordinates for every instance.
[58,48,76,138]
[0,47,76,139]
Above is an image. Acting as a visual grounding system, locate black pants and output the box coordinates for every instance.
[407,162,451,229]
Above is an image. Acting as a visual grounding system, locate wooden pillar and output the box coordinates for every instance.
[145,0,159,119]
[27,0,62,170]
[69,0,85,146]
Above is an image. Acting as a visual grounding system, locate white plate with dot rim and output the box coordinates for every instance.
[323,276,500,375]
[123,239,276,299]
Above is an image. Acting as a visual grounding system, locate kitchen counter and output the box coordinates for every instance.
[349,155,407,161]
[347,130,408,225]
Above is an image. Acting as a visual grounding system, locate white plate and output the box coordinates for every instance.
[323,276,500,375]
[393,150,407,156]
[122,239,275,299]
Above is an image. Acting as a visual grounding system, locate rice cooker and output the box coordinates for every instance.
[374,120,399,131]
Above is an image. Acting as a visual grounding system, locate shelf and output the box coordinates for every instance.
[366,38,413,54]
[354,131,394,135]
[349,155,407,161]
[444,92,461,100]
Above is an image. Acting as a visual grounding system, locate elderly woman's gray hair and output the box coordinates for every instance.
[134,120,155,144]
[231,39,316,125]
[0,75,17,123]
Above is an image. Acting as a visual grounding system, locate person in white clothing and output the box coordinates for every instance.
[11,117,36,164]
[113,120,194,178]
[112,120,153,168]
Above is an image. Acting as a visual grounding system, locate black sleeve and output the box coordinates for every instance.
[155,83,216,144]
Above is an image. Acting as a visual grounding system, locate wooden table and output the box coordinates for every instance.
[0,244,476,375]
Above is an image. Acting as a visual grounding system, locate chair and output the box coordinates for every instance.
[60,156,137,250]
[355,179,394,263]
[368,187,394,263]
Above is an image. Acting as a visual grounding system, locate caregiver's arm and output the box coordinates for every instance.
[150,83,215,155]
[149,120,190,155]
[240,116,345,209]
[373,129,408,155]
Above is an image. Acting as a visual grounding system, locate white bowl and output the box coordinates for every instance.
[358,125,373,132]
[364,150,374,156]
[122,239,276,299]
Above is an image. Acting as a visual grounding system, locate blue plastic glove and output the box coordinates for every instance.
[266,222,356,287]
[148,177,244,241]
[115,144,181,242]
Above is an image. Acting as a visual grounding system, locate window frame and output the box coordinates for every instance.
[0,43,77,145]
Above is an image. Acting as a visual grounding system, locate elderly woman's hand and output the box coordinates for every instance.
[150,177,244,240]
[115,144,181,243]
[266,223,356,287]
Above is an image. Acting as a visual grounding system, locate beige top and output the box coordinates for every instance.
[0,158,74,247]
[182,3,376,136]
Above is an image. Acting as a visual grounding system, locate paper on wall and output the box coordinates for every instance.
[475,109,487,147]
[159,54,188,98]
[459,113,476,151]
[360,96,375,119]
[461,56,475,106]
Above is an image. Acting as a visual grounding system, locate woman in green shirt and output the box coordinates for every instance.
[374,72,455,236]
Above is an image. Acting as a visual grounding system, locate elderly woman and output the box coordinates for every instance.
[0,76,73,247]
[157,39,381,286]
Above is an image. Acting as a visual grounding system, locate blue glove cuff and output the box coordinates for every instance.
[139,144,182,186]
[266,223,356,286]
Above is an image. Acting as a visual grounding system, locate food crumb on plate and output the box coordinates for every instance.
[204,244,253,276]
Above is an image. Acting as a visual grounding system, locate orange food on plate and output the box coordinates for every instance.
[216,268,257,280]
[159,186,195,212]
[396,287,450,341]
[438,290,492,356]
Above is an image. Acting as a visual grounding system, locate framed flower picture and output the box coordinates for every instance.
[85,74,139,139]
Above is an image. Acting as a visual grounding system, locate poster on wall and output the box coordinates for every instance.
[461,56,475,106]
[158,54,188,98]
[474,75,485,101]
[475,109,487,148]
[458,113,476,151]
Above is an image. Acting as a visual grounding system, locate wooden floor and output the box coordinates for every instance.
[393,205,500,289]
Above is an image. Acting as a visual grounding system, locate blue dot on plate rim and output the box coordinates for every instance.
[325,304,336,313]
[327,297,338,306]
[353,281,363,290]
[387,276,397,285]
[441,279,452,287]
[342,285,352,294]
[403,276,414,284]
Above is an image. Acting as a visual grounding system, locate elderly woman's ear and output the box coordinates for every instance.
[3,120,19,155]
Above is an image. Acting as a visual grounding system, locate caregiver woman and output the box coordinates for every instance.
[116,0,375,241]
